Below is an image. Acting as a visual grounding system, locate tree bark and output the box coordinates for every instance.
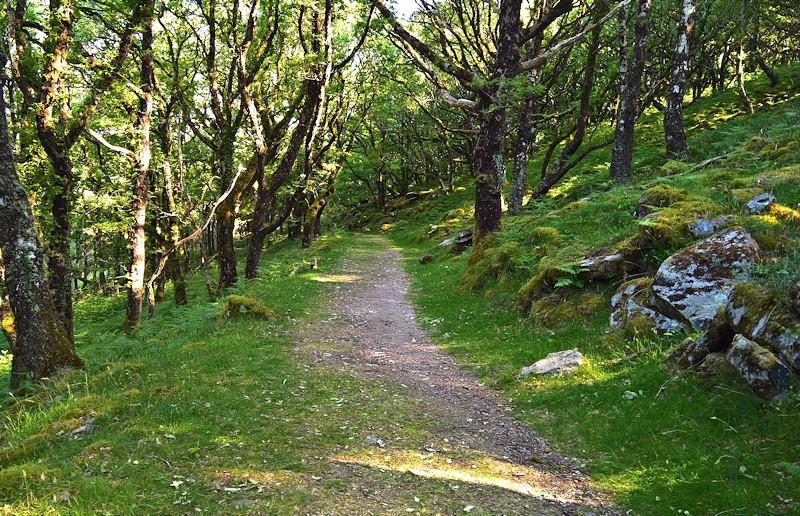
[122,0,155,333]
[664,0,695,160]
[609,0,652,183]
[472,0,523,241]
[753,51,778,87]
[0,68,83,386]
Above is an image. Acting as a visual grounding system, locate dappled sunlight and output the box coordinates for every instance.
[311,274,363,283]
[331,449,596,506]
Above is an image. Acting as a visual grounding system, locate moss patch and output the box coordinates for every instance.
[220,295,278,320]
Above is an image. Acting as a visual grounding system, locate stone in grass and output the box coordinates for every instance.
[744,193,776,214]
[687,216,735,239]
[419,255,433,265]
[726,334,790,401]
[518,350,584,379]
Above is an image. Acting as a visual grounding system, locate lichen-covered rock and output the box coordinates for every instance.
[744,193,776,214]
[650,228,760,330]
[687,216,735,239]
[696,352,734,377]
[610,278,683,334]
[518,350,584,378]
[667,310,735,369]
[725,284,800,373]
[726,334,790,401]
[578,252,627,281]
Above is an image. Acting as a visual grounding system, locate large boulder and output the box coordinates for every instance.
[726,334,791,401]
[650,228,760,331]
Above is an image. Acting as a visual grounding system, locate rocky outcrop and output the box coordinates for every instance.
[650,228,760,331]
[666,283,799,400]
[518,350,584,378]
[726,334,790,401]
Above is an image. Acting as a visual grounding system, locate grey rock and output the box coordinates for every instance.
[687,216,735,239]
[726,334,790,401]
[744,193,776,214]
[365,436,385,447]
[437,238,456,248]
[518,350,584,378]
[455,228,473,245]
[650,228,760,331]
[610,278,683,333]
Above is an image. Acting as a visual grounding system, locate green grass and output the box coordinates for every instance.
[361,65,800,514]
[0,236,498,514]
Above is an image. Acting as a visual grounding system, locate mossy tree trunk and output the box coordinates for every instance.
[0,69,83,386]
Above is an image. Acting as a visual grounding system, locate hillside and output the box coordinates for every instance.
[334,65,800,512]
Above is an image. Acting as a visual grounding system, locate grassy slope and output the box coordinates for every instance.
[0,239,488,514]
[362,66,800,514]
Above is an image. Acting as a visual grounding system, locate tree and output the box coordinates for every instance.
[0,56,83,387]
[664,0,695,160]
[609,0,653,183]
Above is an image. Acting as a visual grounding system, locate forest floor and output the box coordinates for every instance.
[0,233,614,515]
[294,234,615,514]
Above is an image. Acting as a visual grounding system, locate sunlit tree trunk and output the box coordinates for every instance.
[664,0,695,160]
[123,0,155,333]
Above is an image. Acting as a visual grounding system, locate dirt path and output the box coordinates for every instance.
[296,235,617,515]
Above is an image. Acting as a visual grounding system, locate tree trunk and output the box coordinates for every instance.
[47,159,75,343]
[123,1,154,333]
[610,0,652,183]
[664,0,695,160]
[157,114,186,306]
[753,51,778,87]
[216,138,238,289]
[0,252,24,389]
[473,0,523,241]
[736,42,754,114]
[507,70,537,215]
[0,74,83,386]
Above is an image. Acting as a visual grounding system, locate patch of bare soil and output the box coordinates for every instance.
[295,235,618,515]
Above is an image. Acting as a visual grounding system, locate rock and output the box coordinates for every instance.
[633,185,689,219]
[695,352,733,377]
[419,255,432,265]
[650,228,760,331]
[427,225,440,236]
[578,252,626,281]
[518,350,584,378]
[744,193,776,214]
[610,278,683,333]
[437,238,456,248]
[455,228,473,245]
[687,216,735,239]
[725,283,800,373]
[726,334,790,401]
[789,280,800,317]
[365,436,385,447]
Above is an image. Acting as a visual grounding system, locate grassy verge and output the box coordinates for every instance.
[0,236,448,513]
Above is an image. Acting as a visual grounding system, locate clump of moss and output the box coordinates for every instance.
[660,160,692,175]
[220,295,278,321]
[516,256,565,313]
[459,237,521,292]
[708,168,736,186]
[0,464,54,498]
[729,187,765,203]
[441,208,467,221]
[638,185,690,211]
[0,433,48,467]
[559,200,590,214]
[741,136,768,152]
[525,226,562,247]
[531,291,606,327]
[640,199,721,248]
[763,137,800,161]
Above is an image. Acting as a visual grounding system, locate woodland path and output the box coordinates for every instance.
[294,234,617,515]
